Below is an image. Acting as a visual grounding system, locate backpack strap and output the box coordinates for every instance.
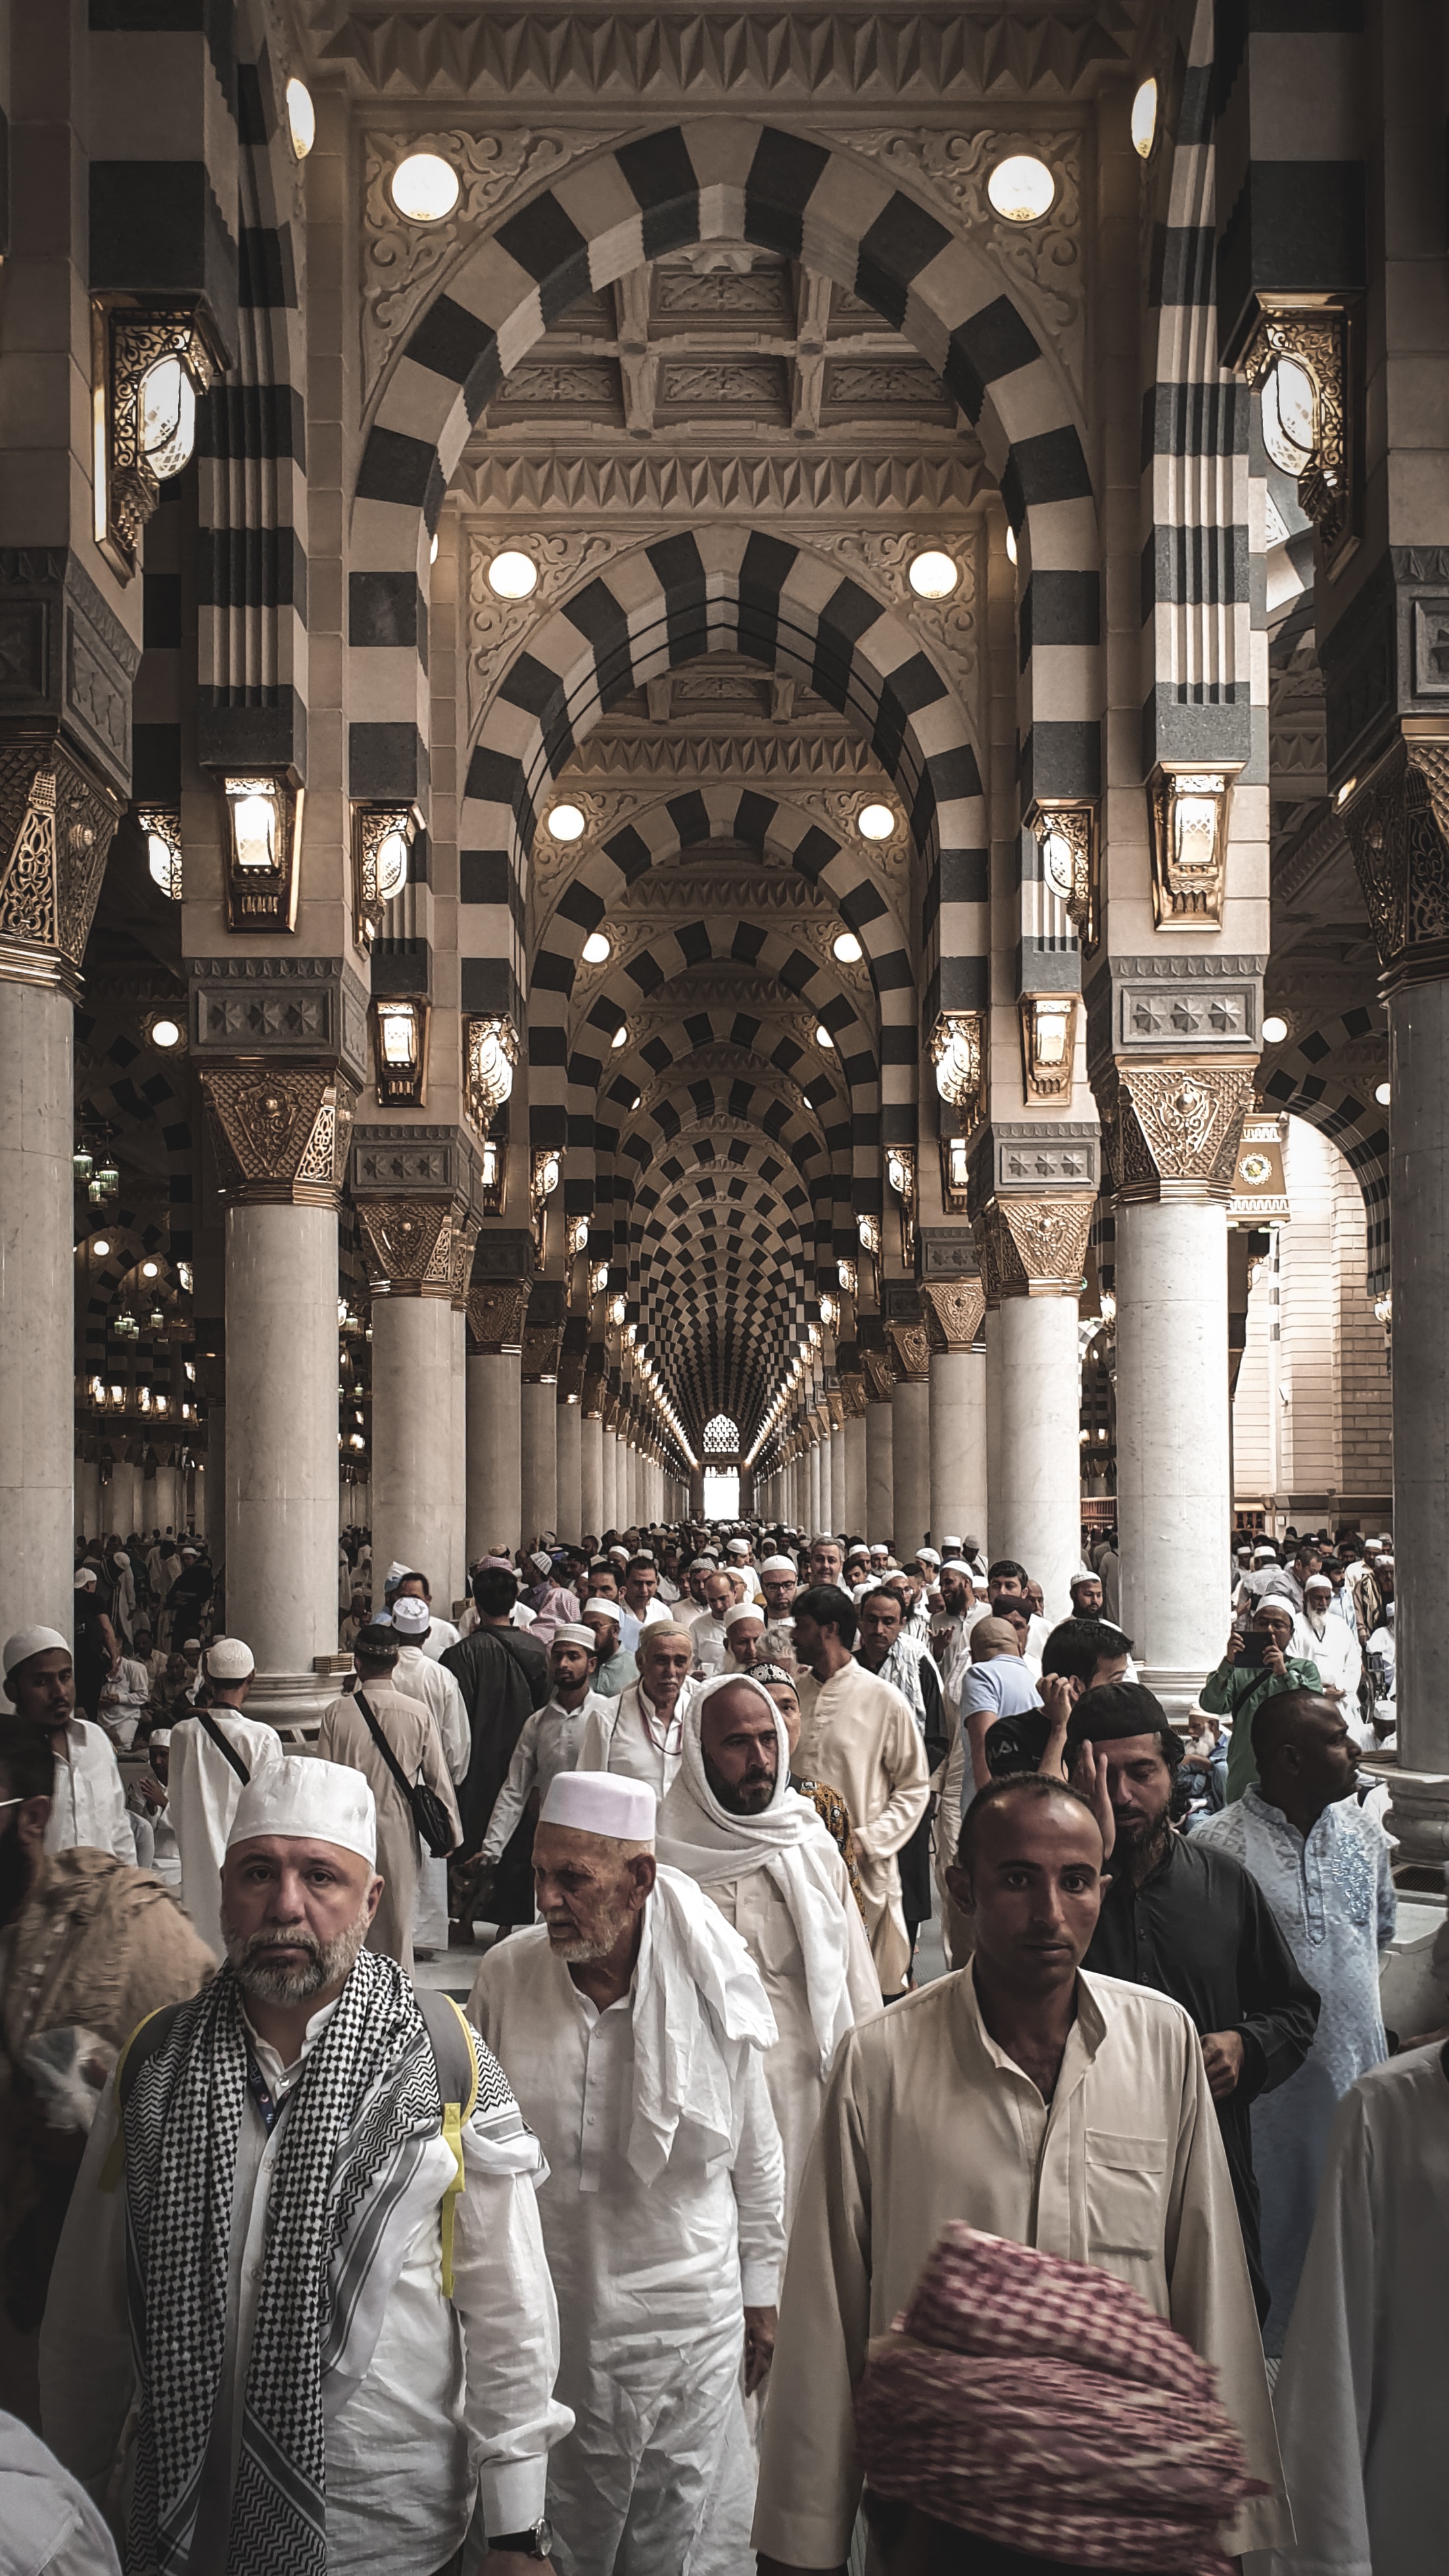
[97,1999,188,2192]
[416,1990,481,2299]
[198,1710,250,1787]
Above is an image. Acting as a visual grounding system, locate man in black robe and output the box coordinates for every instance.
[441,1566,549,1928]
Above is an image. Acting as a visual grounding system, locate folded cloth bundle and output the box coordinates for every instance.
[853,2224,1262,2575]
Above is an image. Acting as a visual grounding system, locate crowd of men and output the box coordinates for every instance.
[0,1507,1438,2574]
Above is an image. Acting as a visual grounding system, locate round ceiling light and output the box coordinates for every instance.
[1260,1015,1289,1045]
[858,801,896,842]
[389,152,460,224]
[285,77,315,160]
[548,803,586,842]
[487,549,538,600]
[815,1023,836,1050]
[1375,1081,1392,1106]
[581,929,612,964]
[832,930,863,964]
[986,154,1056,223]
[908,548,959,600]
[611,1022,629,1049]
[1131,77,1158,160]
[149,1016,183,1050]
[92,1239,111,1259]
[142,1261,160,1280]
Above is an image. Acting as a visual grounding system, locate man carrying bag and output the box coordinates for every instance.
[318,1626,460,1971]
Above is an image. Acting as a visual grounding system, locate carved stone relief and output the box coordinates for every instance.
[974,1193,1095,1301]
[1342,736,1449,985]
[1099,1064,1254,1203]
[467,530,626,733]
[200,1066,358,1207]
[467,1278,531,1353]
[920,1278,986,1350]
[358,1196,464,1296]
[0,745,122,986]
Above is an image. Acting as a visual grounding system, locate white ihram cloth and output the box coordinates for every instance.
[42,1719,134,1864]
[1258,2045,1449,2576]
[168,1708,285,1957]
[577,1682,688,1799]
[656,1676,879,2222]
[468,1869,784,2576]
[41,1999,570,2572]
[792,1661,930,1995]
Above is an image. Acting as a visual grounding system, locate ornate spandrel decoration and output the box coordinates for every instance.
[1026,799,1098,953]
[358,1196,463,1297]
[973,1194,1095,1301]
[1241,303,1354,564]
[920,1279,986,1351]
[199,1066,357,1208]
[91,298,227,581]
[1099,1064,1255,1204]
[0,748,122,991]
[1145,766,1240,931]
[467,532,625,733]
[1341,734,1449,992]
[467,1278,531,1353]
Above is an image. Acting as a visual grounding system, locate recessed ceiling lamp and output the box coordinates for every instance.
[548,803,586,842]
[832,930,863,964]
[986,154,1056,223]
[487,550,538,600]
[149,1016,183,1050]
[1260,1015,1289,1044]
[285,77,315,159]
[93,1239,111,1259]
[141,1261,160,1279]
[908,548,959,600]
[858,801,896,842]
[389,152,460,223]
[815,1023,836,1049]
[1131,77,1158,159]
[1375,1081,1391,1106]
[581,929,611,964]
[611,1022,629,1049]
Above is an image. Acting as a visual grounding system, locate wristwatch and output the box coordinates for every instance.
[489,2519,553,2560]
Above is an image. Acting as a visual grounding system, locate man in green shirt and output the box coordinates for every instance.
[1202,1597,1321,1800]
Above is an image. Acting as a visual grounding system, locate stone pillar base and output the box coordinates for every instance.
[1136,1667,1214,1728]
[248,1666,341,1743]
[1361,1758,1449,1871]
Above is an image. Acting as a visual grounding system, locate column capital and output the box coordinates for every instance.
[466,1277,529,1355]
[920,1278,987,1350]
[521,1278,567,1384]
[1097,1061,1256,1205]
[1341,726,1449,993]
[357,1195,474,1297]
[199,1063,357,1207]
[972,1193,1095,1301]
[189,954,371,1090]
[0,735,124,996]
[884,1319,931,1382]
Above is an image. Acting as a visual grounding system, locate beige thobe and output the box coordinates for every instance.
[752,1963,1289,2569]
[317,1684,461,1971]
[792,1663,929,1994]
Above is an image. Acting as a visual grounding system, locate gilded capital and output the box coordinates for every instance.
[884,1320,932,1382]
[973,1194,1095,1301]
[467,1278,529,1353]
[921,1278,987,1351]
[1342,732,1449,991]
[200,1064,357,1207]
[358,1196,473,1296]
[1099,1062,1255,1203]
[0,742,123,995]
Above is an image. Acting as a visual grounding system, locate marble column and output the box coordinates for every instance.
[1114,1197,1233,1700]
[369,1296,458,1601]
[521,1379,558,1543]
[976,1192,1095,1621]
[76,1457,101,1543]
[891,1376,931,1560]
[556,1397,582,1544]
[922,1282,989,1549]
[600,1426,617,1533]
[465,1281,529,1562]
[581,1411,604,1541]
[865,1399,894,1543]
[0,979,77,1646]
[829,1428,847,1534]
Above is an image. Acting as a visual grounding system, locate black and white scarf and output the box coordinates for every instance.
[122,1949,498,2576]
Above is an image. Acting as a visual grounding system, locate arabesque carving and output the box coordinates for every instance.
[974,1194,1095,1301]
[1101,1065,1255,1202]
[1342,735,1449,987]
[358,1197,464,1296]
[921,1279,986,1350]
[467,1279,531,1352]
[200,1066,357,1207]
[885,1321,932,1382]
[467,530,626,731]
[0,746,122,988]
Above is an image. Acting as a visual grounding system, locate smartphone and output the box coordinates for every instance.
[1237,1631,1270,1668]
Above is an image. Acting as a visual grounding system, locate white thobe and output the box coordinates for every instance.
[43,1720,133,1864]
[752,1965,1288,2569]
[98,1656,153,1748]
[469,1925,784,2576]
[690,1614,730,1677]
[480,1691,611,1864]
[1259,2046,1449,2576]
[419,1616,460,1662]
[792,1662,929,1995]
[576,1684,684,1799]
[41,1998,570,2573]
[1291,1610,1364,1700]
[168,1709,285,1957]
[392,1645,470,1779]
[1193,1787,1395,2354]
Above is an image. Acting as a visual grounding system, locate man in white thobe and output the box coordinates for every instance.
[469,1768,785,2576]
[656,1673,878,2224]
[1193,1687,1395,2354]
[389,1592,471,1954]
[753,1771,1288,2573]
[686,1571,735,1677]
[41,1759,569,2574]
[168,1637,284,1957]
[5,1626,135,1865]
[479,1626,612,1875]
[1290,1568,1364,1703]
[575,1623,694,1796]
[317,1628,460,1973]
[790,1585,928,1997]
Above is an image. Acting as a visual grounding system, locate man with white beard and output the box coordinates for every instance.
[656,1674,878,2224]
[575,1622,694,1796]
[1291,1570,1364,1710]
[469,1768,784,2576]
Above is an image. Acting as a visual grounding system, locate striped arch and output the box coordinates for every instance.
[351,118,1097,818]
[77,1234,191,1381]
[1258,1008,1390,1293]
[595,1069,839,1286]
[630,1154,811,1432]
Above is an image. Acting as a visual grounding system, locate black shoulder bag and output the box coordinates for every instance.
[199,1710,250,1787]
[353,1687,456,1857]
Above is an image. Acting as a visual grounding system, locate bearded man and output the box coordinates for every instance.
[41,1760,569,2575]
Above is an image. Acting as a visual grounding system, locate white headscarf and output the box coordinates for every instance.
[625,1866,777,2182]
[656,1671,859,2074]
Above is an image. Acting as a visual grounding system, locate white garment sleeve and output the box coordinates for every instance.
[101,1745,135,1865]
[39,2081,135,2502]
[437,1668,471,1782]
[729,2047,787,2308]
[451,2117,573,2535]
[480,1720,539,1863]
[1259,2086,1377,2576]
[850,1693,930,1864]
[574,1706,611,1771]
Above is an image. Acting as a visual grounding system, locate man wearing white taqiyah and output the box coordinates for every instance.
[656,1673,878,2226]
[478,1625,613,1875]
[468,1768,784,2576]
[3,1625,134,1863]
[167,1637,284,1957]
[389,1591,471,1954]
[41,1758,571,2576]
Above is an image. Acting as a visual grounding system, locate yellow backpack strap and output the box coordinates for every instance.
[97,2004,173,2194]
[419,1993,481,2299]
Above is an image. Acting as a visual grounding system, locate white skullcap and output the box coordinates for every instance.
[181,1637,202,1652]
[726,1537,750,1555]
[227,1756,377,1863]
[918,1548,941,1566]
[608,1546,629,1562]
[941,1559,972,1576]
[539,1768,656,1842]
[112,1551,130,1570]
[941,1535,963,1549]
[1304,1574,1333,1591]
[74,1568,97,1589]
[206,1636,255,1681]
[1252,1544,1277,1561]
[529,1550,553,1577]
[384,1560,412,1587]
[847,1543,870,1560]
[761,1555,796,1575]
[149,1727,172,1746]
[181,1547,197,1559]
[723,1601,763,1631]
[582,1597,620,1622]
[3,1625,70,1677]
[390,1595,431,1635]
[552,1622,597,1650]
[870,1543,889,1558]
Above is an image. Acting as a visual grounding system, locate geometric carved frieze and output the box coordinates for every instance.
[199,1064,357,1207]
[0,741,123,991]
[920,1278,986,1350]
[970,1121,1100,1209]
[350,1122,486,1215]
[0,548,141,799]
[1099,958,1266,1063]
[1342,732,1449,991]
[188,954,371,1090]
[1098,1062,1256,1205]
[973,1192,1096,1302]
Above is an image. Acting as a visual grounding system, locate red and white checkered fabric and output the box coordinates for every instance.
[853,2226,1262,2573]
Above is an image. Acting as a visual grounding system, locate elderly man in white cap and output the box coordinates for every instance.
[657,1675,877,2226]
[42,1759,569,2575]
[717,1599,767,1675]
[685,1567,735,1677]
[3,1626,133,1863]
[318,1625,460,1973]
[477,1625,612,1893]
[1291,1570,1364,1709]
[469,1767,784,2576]
[577,1622,695,1798]
[578,1596,636,1697]
[168,1637,284,1958]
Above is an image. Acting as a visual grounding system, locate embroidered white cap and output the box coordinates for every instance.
[552,1622,598,1650]
[383,1560,413,1589]
[723,1602,763,1630]
[538,1768,656,1842]
[3,1625,70,1677]
[226,1755,377,1865]
[389,1595,431,1635]
[206,1636,255,1680]
[529,1550,554,1577]
[582,1596,621,1622]
[1304,1574,1333,1593]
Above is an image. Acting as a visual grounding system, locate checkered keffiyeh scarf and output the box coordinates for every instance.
[122,1951,465,2576]
[854,2226,1262,2574]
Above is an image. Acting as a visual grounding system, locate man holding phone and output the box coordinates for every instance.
[1201,1600,1322,1802]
